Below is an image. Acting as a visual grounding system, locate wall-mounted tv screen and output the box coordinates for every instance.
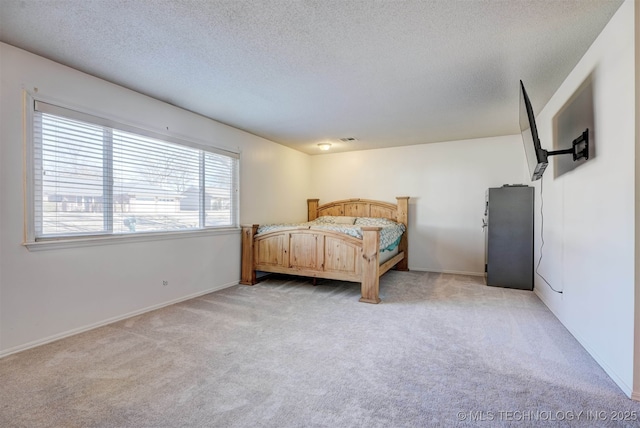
[520,80,548,181]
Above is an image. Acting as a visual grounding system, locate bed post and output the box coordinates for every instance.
[396,196,410,271]
[307,199,319,221]
[360,226,381,304]
[240,224,259,285]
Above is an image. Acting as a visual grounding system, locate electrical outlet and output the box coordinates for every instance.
[162,280,168,286]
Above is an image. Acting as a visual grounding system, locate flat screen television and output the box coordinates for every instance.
[520,80,548,181]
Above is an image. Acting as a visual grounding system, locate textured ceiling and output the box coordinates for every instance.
[0,0,624,154]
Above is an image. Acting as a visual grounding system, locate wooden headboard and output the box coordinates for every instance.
[307,197,409,228]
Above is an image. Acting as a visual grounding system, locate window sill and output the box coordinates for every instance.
[23,227,240,251]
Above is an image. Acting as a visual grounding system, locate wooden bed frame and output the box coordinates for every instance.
[240,197,409,303]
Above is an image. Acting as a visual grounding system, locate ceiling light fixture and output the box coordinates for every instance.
[318,143,332,151]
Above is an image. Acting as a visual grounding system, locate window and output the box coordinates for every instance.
[29,100,239,242]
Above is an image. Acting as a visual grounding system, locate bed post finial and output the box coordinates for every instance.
[307,199,320,221]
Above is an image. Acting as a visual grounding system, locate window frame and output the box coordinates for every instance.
[23,92,241,251]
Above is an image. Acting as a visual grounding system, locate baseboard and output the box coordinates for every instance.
[409,267,485,277]
[535,289,634,399]
[0,280,238,360]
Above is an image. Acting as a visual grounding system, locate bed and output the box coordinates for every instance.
[240,197,409,303]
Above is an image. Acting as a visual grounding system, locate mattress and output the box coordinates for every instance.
[256,216,405,252]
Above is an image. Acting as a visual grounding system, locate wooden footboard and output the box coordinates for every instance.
[240,196,409,303]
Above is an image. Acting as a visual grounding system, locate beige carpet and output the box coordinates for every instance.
[0,271,638,427]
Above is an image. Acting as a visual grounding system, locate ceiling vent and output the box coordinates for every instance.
[339,137,358,142]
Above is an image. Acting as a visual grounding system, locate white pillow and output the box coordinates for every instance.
[332,216,357,225]
[354,217,397,226]
[315,216,357,225]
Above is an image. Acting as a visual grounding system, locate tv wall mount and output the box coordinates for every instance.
[545,128,589,161]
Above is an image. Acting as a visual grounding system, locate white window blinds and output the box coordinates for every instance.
[32,101,239,240]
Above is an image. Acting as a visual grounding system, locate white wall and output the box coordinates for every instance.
[531,0,635,397]
[0,43,311,355]
[310,136,529,275]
